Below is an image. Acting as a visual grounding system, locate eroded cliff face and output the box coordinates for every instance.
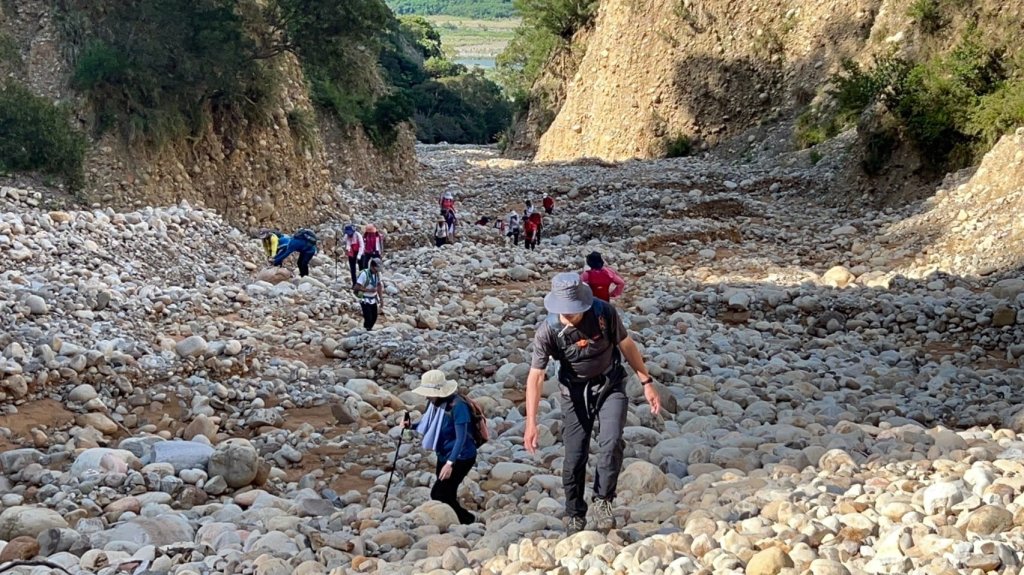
[532,0,1024,164]
[0,1,416,230]
[534,0,885,162]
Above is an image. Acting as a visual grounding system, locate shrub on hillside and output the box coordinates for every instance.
[664,134,693,158]
[0,83,86,188]
[908,0,944,34]
[796,29,1020,173]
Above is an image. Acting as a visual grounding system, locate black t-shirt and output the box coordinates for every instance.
[530,304,627,380]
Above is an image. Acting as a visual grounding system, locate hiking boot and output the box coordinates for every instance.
[566,516,587,535]
[592,498,617,531]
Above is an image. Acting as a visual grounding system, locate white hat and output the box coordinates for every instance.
[412,370,458,398]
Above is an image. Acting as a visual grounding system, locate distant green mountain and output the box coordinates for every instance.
[387,0,517,19]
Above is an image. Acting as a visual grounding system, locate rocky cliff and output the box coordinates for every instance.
[530,0,1022,164]
[0,1,416,230]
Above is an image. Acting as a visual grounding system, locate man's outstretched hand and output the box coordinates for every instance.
[643,382,662,415]
[523,421,539,454]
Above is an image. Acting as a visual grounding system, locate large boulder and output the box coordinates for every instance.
[208,439,260,488]
[70,448,140,479]
[413,501,459,532]
[746,547,795,575]
[151,441,215,472]
[0,506,69,539]
[89,515,195,548]
[618,460,668,495]
[991,278,1024,300]
[256,267,293,284]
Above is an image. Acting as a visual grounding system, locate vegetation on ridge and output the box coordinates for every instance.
[387,0,517,19]
[796,22,1024,175]
[0,83,87,189]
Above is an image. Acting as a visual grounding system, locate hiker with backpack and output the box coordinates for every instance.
[443,208,458,243]
[260,229,289,261]
[404,369,484,525]
[524,215,540,250]
[580,252,625,302]
[354,257,384,330]
[271,228,318,277]
[361,224,384,269]
[439,191,455,215]
[343,224,365,284]
[506,211,521,246]
[524,199,535,219]
[543,194,555,215]
[433,215,449,247]
[528,212,543,244]
[524,273,661,534]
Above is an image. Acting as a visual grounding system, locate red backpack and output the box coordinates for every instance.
[585,268,614,302]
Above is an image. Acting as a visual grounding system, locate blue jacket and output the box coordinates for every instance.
[437,398,477,463]
[272,235,317,266]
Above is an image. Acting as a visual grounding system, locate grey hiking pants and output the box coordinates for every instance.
[560,374,627,519]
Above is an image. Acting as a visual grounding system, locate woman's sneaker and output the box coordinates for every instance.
[592,498,617,531]
[566,516,587,535]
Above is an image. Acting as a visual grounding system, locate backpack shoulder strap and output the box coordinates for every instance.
[591,299,615,341]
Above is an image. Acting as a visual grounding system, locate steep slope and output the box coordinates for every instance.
[0,1,416,229]
[534,0,880,162]
[531,0,1023,166]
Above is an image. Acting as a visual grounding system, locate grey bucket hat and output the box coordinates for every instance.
[543,272,594,315]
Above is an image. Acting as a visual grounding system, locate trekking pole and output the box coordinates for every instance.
[382,412,411,511]
[334,236,340,283]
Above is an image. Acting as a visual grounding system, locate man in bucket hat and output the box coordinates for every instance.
[524,272,661,534]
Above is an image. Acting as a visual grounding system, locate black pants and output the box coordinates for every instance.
[360,302,378,330]
[297,252,313,277]
[561,377,627,519]
[359,251,381,269]
[545,207,553,215]
[525,233,537,250]
[347,256,358,284]
[508,229,520,246]
[435,237,448,247]
[431,457,476,524]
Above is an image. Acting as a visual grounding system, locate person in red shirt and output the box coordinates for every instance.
[524,217,539,250]
[543,195,555,215]
[580,252,625,302]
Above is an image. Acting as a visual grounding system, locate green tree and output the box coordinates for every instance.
[514,0,597,39]
[0,82,86,188]
[399,15,443,60]
[65,0,276,147]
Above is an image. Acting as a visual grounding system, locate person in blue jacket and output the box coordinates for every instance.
[271,229,318,277]
[406,370,478,524]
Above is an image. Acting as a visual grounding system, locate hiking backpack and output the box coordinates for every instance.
[294,228,318,245]
[452,394,489,446]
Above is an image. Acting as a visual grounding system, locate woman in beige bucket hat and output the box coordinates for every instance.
[405,370,478,524]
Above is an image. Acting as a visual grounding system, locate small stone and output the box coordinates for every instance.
[175,335,208,358]
[68,384,99,403]
[25,295,48,315]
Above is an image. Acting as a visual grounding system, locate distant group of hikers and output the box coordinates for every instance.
[438,191,555,251]
[258,193,643,536]
[259,225,385,331]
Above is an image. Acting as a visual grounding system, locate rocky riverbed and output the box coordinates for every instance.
[1,140,1023,575]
